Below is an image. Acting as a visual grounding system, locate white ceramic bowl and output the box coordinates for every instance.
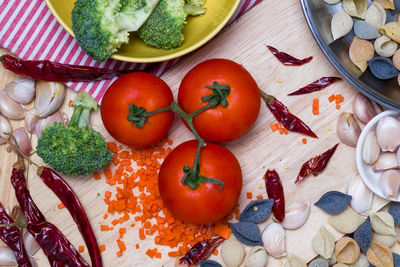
[356,110,400,201]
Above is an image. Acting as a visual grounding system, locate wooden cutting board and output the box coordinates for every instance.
[0,0,394,266]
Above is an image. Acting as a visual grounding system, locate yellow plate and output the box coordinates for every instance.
[44,0,241,63]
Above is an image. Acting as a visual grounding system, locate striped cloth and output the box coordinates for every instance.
[0,0,262,102]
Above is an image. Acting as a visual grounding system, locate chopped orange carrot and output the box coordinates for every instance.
[312,98,319,115]
[99,244,106,252]
[68,100,74,107]
[213,223,232,239]
[57,203,65,209]
[104,191,112,198]
[100,225,109,231]
[212,249,219,256]
[256,194,263,199]
[328,94,335,102]
[78,246,84,253]
[246,192,253,199]
[270,123,278,132]
[335,94,344,103]
[136,243,140,249]
[103,213,108,220]
[302,138,307,144]
[155,252,162,259]
[93,172,101,180]
[116,251,122,257]
[336,104,341,109]
[283,128,288,134]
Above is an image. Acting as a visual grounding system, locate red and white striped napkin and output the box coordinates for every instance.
[0,0,262,102]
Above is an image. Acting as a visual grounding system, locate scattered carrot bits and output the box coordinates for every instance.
[328,94,335,102]
[93,172,101,180]
[336,104,341,109]
[57,203,65,209]
[256,194,263,200]
[246,192,253,199]
[99,244,106,253]
[312,98,319,115]
[78,246,84,253]
[270,122,288,135]
[302,138,307,144]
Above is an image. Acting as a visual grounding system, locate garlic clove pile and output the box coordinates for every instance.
[362,131,381,164]
[353,93,378,124]
[337,112,361,147]
[0,90,25,120]
[372,153,399,172]
[5,78,35,104]
[281,201,311,230]
[347,173,373,216]
[35,81,66,118]
[262,222,286,258]
[376,116,400,152]
[380,170,400,199]
[0,115,12,145]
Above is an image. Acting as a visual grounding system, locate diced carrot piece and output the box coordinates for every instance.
[78,246,84,253]
[116,251,122,257]
[336,104,341,109]
[136,243,140,249]
[57,203,65,209]
[270,124,278,132]
[93,172,101,180]
[99,244,106,252]
[246,192,252,199]
[212,249,219,256]
[328,94,335,102]
[302,138,307,144]
[256,194,263,199]
[213,223,232,239]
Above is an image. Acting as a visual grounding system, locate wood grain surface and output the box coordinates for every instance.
[0,0,395,266]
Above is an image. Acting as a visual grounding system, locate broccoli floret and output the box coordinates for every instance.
[37,92,112,176]
[185,0,206,7]
[137,0,206,49]
[72,0,160,61]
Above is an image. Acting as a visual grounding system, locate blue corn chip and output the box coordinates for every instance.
[314,191,352,215]
[393,253,400,267]
[354,20,381,40]
[353,217,372,254]
[239,198,274,223]
[229,222,263,246]
[368,57,400,80]
[389,202,400,228]
[200,260,222,267]
[309,258,329,267]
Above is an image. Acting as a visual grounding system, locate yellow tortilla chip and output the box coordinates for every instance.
[380,22,400,43]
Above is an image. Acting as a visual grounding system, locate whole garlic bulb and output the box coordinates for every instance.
[376,116,400,152]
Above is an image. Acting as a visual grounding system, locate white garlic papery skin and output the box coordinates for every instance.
[362,131,381,164]
[380,169,400,199]
[281,201,311,230]
[35,81,66,118]
[5,78,35,104]
[337,112,361,147]
[353,93,378,124]
[376,116,400,152]
[372,153,399,172]
[24,110,38,133]
[0,90,25,120]
[347,173,373,216]
[23,231,40,256]
[262,222,286,258]
[0,115,12,145]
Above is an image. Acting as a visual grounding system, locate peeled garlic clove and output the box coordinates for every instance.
[281,201,310,230]
[221,234,245,267]
[376,116,400,152]
[0,246,17,265]
[12,127,32,155]
[337,112,361,147]
[262,222,286,258]
[0,90,25,120]
[353,93,378,124]
[362,131,381,164]
[380,169,400,199]
[33,111,65,138]
[23,231,40,256]
[244,246,268,267]
[347,173,373,216]
[5,78,35,104]
[35,81,66,118]
[372,153,399,171]
[0,115,11,145]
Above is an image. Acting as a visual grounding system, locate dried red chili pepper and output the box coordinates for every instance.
[264,169,285,222]
[179,236,224,266]
[0,203,32,267]
[260,91,318,138]
[0,54,127,82]
[295,143,339,183]
[266,45,313,66]
[288,77,342,96]
[10,158,90,267]
[38,166,102,267]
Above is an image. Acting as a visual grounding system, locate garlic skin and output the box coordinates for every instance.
[362,131,381,164]
[12,127,32,155]
[244,246,268,267]
[24,110,38,133]
[0,90,25,120]
[23,231,40,256]
[35,81,66,118]
[372,153,399,172]
[0,246,17,265]
[353,93,378,124]
[347,173,373,216]
[262,222,286,258]
[5,78,35,104]
[0,115,12,145]
[33,111,65,138]
[281,201,311,230]
[380,170,400,199]
[337,112,362,147]
[376,116,400,152]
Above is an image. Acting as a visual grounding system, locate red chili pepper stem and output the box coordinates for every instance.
[259,90,275,105]
[127,82,231,190]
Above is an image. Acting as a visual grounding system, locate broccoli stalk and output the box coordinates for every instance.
[72,0,160,62]
[37,92,112,176]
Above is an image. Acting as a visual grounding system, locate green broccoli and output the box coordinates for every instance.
[185,0,206,7]
[71,0,160,61]
[137,0,206,49]
[37,92,112,176]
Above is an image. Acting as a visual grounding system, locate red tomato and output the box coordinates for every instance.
[158,140,242,224]
[100,72,174,148]
[178,59,260,142]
